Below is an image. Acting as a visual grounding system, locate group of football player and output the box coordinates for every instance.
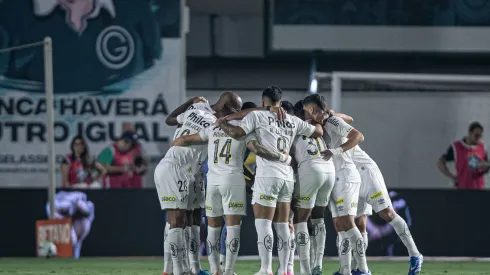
[154,86,423,275]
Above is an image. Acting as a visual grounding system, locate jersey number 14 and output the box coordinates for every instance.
[213,139,232,164]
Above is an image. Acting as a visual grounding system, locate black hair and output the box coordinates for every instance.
[469,121,484,132]
[70,135,91,175]
[262,85,282,103]
[293,100,304,117]
[281,101,295,115]
[302,94,327,111]
[242,101,257,110]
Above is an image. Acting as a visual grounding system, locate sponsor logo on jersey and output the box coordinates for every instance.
[370,191,383,200]
[161,196,176,202]
[335,198,344,205]
[327,117,339,127]
[296,195,311,202]
[260,194,275,202]
[228,202,244,209]
[205,204,213,211]
[350,201,358,208]
[267,117,296,129]
[187,112,211,128]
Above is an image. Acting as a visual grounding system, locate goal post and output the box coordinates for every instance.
[313,71,490,112]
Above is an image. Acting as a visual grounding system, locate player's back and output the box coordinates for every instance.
[205,120,249,177]
[293,134,334,171]
[164,108,216,173]
[352,145,377,169]
[245,111,305,180]
[323,116,361,182]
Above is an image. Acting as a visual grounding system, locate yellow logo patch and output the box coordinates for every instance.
[370,191,383,200]
[335,198,345,205]
[161,196,176,202]
[260,194,275,202]
[228,202,244,208]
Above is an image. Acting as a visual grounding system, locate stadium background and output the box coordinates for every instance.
[1,0,490,272]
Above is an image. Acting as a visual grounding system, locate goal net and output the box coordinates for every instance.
[0,37,56,216]
[313,72,490,189]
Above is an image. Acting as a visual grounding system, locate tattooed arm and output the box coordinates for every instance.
[217,118,247,139]
[247,140,281,161]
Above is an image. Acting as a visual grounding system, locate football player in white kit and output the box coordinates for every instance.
[156,93,242,275]
[305,100,370,275]
[332,114,423,275]
[171,114,287,275]
[216,86,324,275]
[290,96,335,275]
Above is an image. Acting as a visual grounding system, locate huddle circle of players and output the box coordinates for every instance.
[155,86,423,275]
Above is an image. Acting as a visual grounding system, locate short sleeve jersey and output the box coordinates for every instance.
[323,116,361,182]
[292,134,334,172]
[165,108,216,173]
[199,120,255,179]
[352,145,377,169]
[173,101,214,140]
[239,111,316,181]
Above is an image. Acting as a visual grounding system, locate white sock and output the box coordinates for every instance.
[168,228,185,275]
[337,231,352,275]
[163,223,173,274]
[189,225,202,272]
[274,222,291,275]
[207,226,221,274]
[311,218,326,269]
[287,231,295,273]
[220,254,226,274]
[390,215,420,257]
[346,227,368,273]
[351,232,367,271]
[224,225,241,275]
[183,226,191,271]
[294,222,310,275]
[255,219,273,274]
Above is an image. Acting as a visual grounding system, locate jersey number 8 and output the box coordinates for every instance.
[213,139,233,164]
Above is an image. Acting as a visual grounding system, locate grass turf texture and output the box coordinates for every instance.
[1,258,490,275]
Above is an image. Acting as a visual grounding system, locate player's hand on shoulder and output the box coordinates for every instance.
[191,96,206,104]
[214,117,226,126]
[270,106,286,120]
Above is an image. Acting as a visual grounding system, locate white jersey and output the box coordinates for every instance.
[164,108,216,174]
[292,134,334,172]
[323,116,361,183]
[173,101,214,140]
[352,145,377,169]
[240,111,316,181]
[199,120,255,178]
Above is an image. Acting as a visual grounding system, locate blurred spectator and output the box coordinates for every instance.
[46,191,94,259]
[97,131,144,188]
[437,122,489,189]
[122,122,149,188]
[61,135,106,189]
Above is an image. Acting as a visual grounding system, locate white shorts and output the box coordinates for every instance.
[295,165,335,209]
[206,174,246,217]
[329,179,361,217]
[188,172,205,210]
[252,177,294,207]
[154,160,193,210]
[357,165,392,216]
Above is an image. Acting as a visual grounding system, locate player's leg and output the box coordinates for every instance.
[331,181,369,275]
[351,182,372,273]
[367,167,423,275]
[205,184,224,275]
[221,179,246,275]
[273,179,295,275]
[287,219,295,275]
[71,200,95,259]
[309,171,335,273]
[292,172,322,275]
[164,222,173,275]
[190,209,203,274]
[155,162,190,275]
[187,173,206,274]
[219,219,227,274]
[252,177,281,275]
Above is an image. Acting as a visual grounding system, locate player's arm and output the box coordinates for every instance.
[328,110,354,125]
[296,117,323,138]
[246,134,291,164]
[224,106,286,121]
[320,116,364,159]
[165,96,206,126]
[436,145,458,182]
[217,112,259,139]
[171,133,207,147]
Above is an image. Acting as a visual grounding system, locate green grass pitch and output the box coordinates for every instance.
[1,258,490,275]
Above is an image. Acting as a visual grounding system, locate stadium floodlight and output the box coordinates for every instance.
[313,71,490,112]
